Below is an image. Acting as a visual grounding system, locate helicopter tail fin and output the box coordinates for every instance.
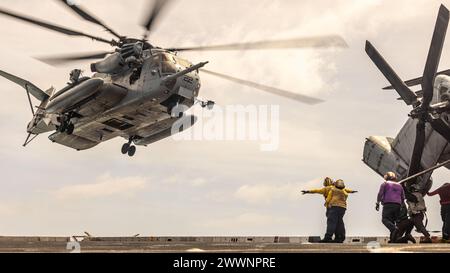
[0,70,50,102]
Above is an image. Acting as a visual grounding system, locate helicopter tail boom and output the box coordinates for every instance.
[0,70,49,102]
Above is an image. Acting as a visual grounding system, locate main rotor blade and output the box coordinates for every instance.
[421,4,449,108]
[429,117,450,142]
[36,51,112,65]
[399,159,450,184]
[167,35,348,52]
[407,120,427,185]
[383,69,450,90]
[142,0,171,39]
[58,0,122,39]
[201,69,324,105]
[365,41,418,105]
[0,7,114,45]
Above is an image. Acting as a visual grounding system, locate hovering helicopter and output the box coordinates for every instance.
[0,0,347,157]
[363,4,450,194]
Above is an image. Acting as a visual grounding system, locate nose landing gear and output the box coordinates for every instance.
[57,121,75,135]
[121,137,137,157]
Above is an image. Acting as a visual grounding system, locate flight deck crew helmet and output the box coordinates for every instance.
[384,172,397,182]
[323,177,334,187]
[335,179,345,189]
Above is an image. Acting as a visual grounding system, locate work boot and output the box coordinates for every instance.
[390,228,399,243]
[440,238,450,243]
[319,236,333,243]
[421,236,432,244]
[406,234,416,244]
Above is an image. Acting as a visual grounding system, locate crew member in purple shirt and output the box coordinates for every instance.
[376,172,405,242]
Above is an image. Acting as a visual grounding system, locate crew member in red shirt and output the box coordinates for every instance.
[428,183,450,242]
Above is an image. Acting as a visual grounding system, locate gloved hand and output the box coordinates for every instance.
[375,202,380,211]
[301,190,309,195]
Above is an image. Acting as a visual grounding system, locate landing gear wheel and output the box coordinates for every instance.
[128,145,136,157]
[66,124,75,135]
[121,143,130,154]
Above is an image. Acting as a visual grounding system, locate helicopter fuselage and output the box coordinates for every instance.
[29,48,203,152]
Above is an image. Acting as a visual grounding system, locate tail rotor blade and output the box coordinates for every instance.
[365,41,418,105]
[421,4,449,107]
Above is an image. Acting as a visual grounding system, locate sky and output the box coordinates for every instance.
[0,0,448,237]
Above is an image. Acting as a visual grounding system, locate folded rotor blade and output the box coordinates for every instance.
[399,159,450,184]
[201,69,324,105]
[429,117,450,142]
[383,69,450,90]
[58,0,122,39]
[167,35,348,52]
[36,51,113,65]
[365,40,418,105]
[421,4,449,107]
[142,0,171,39]
[407,120,427,184]
[0,7,114,45]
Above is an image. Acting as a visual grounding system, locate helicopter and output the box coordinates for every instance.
[0,0,347,157]
[363,4,450,194]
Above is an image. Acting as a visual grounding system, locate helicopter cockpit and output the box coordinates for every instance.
[434,74,450,103]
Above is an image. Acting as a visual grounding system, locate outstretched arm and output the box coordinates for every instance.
[345,188,358,193]
[427,187,441,196]
[302,188,326,195]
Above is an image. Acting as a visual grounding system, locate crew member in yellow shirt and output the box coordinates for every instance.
[321,179,351,243]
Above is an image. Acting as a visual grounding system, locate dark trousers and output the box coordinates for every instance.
[393,219,414,243]
[411,212,430,238]
[441,204,450,240]
[382,203,401,233]
[325,206,346,242]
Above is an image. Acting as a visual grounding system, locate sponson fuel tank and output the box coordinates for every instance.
[46,78,104,114]
[77,83,128,116]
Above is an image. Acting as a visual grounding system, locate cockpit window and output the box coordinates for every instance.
[161,53,177,74]
[161,54,171,62]
[149,53,180,74]
[162,62,177,74]
[174,57,192,68]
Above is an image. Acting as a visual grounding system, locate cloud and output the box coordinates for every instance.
[52,174,147,200]
[234,178,320,205]
[162,175,209,187]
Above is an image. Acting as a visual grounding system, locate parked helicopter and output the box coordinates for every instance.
[363,4,450,193]
[0,0,346,156]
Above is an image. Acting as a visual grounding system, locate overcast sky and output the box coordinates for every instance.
[0,0,448,237]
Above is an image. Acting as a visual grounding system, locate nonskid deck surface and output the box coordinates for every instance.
[0,236,448,253]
